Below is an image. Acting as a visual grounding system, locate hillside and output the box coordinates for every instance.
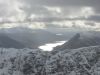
[0,46,100,75]
[54,32,100,51]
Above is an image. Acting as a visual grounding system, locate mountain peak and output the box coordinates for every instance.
[53,32,100,52]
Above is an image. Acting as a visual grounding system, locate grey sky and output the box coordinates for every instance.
[0,0,100,30]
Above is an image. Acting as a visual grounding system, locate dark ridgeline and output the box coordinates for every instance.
[54,32,100,51]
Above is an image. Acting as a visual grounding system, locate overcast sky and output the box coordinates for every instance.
[0,0,100,30]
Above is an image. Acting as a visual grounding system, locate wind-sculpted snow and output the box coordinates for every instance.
[0,46,100,75]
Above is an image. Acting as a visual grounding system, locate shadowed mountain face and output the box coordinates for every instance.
[0,27,80,49]
[0,33,25,48]
[0,27,69,49]
[54,32,100,50]
[4,28,60,48]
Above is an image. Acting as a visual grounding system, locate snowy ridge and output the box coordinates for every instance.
[0,48,48,75]
[0,46,100,75]
[46,46,100,75]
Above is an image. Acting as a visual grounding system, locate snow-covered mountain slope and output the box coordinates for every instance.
[46,46,100,75]
[54,32,100,51]
[0,48,48,75]
[0,46,100,75]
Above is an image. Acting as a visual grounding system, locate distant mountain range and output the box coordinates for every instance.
[0,27,80,49]
[0,27,66,49]
[0,33,25,48]
[54,31,100,51]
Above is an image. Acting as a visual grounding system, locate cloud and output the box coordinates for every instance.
[0,0,26,22]
[21,0,100,7]
[0,0,100,30]
[86,15,100,22]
